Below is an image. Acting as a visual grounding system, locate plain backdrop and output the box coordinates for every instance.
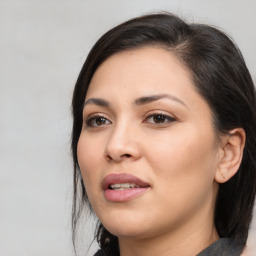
[0,1,255,256]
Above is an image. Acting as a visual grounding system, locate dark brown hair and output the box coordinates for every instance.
[71,13,256,255]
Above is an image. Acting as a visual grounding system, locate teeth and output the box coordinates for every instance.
[110,183,139,190]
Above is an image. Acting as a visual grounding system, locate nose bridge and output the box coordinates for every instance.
[105,117,139,161]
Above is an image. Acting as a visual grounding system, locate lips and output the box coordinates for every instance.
[102,173,150,190]
[102,173,150,202]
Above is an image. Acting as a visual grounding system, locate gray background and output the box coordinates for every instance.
[0,1,255,256]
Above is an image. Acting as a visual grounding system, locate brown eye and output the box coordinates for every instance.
[95,117,107,125]
[86,115,111,127]
[153,114,167,123]
[145,113,176,125]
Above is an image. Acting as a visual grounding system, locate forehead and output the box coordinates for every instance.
[86,46,194,99]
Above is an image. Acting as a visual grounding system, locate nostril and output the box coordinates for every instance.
[105,153,133,162]
[122,154,131,158]
[106,155,112,161]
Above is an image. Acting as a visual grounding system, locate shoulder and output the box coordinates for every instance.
[94,250,103,256]
[197,238,244,256]
[94,249,107,256]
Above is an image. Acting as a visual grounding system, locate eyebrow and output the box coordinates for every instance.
[83,98,109,107]
[83,94,188,109]
[134,94,188,108]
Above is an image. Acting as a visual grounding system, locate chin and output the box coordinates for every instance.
[102,217,163,241]
[105,224,150,239]
[98,210,150,238]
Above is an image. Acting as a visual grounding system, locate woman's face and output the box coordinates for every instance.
[77,47,221,240]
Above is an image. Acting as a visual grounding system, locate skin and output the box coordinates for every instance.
[77,47,238,256]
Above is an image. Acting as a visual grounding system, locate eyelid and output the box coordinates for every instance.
[143,111,177,124]
[144,110,176,119]
[84,112,112,128]
[84,111,110,120]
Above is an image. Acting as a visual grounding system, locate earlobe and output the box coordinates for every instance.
[215,128,246,184]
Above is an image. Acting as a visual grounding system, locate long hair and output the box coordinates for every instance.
[71,13,256,254]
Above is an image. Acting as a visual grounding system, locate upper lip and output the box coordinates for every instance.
[102,173,150,190]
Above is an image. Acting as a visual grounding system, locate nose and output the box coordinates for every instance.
[104,122,141,162]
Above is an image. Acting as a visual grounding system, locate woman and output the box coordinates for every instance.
[71,13,256,255]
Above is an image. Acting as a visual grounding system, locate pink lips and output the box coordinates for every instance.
[102,173,150,202]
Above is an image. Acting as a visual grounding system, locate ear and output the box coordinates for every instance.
[215,128,246,183]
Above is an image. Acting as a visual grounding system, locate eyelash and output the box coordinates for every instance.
[144,113,176,125]
[85,114,111,128]
[84,112,176,128]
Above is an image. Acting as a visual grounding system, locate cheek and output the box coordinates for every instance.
[146,126,218,185]
[77,135,104,194]
[145,130,218,222]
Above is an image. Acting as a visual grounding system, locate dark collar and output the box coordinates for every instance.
[197,238,243,256]
[94,238,244,256]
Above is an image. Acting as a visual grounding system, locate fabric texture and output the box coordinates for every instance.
[94,238,243,256]
[197,238,243,256]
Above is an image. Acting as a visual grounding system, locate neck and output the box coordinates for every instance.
[118,215,219,256]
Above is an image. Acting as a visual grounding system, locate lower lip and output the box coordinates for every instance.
[104,187,149,202]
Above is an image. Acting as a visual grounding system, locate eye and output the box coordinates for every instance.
[85,115,111,127]
[145,113,176,125]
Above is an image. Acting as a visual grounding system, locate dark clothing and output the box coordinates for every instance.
[197,238,243,256]
[94,238,243,256]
